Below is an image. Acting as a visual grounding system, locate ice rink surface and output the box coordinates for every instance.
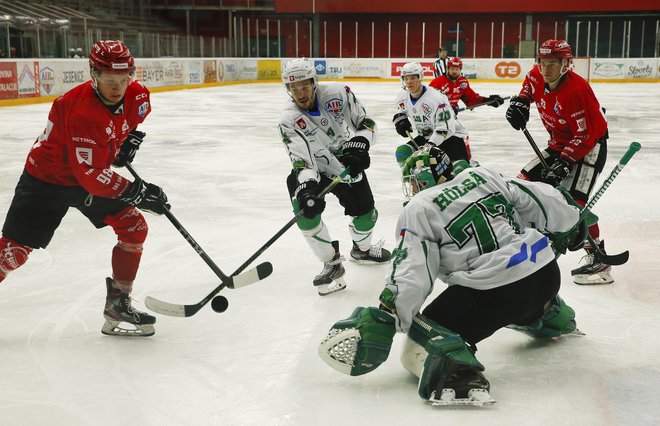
[1,80,659,425]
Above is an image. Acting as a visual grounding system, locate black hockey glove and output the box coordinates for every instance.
[550,218,589,255]
[484,94,504,107]
[295,180,326,219]
[506,96,530,130]
[411,135,431,150]
[113,130,145,167]
[120,178,170,215]
[341,136,370,178]
[392,113,412,138]
[541,159,571,187]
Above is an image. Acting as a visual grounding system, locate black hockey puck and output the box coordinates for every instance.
[211,295,229,313]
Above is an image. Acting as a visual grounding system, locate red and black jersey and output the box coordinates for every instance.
[25,80,151,198]
[429,75,484,109]
[519,66,607,163]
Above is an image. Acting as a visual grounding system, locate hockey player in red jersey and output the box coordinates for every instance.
[506,39,612,285]
[0,40,169,336]
[429,57,504,114]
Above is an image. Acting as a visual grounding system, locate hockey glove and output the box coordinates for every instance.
[113,130,145,167]
[506,96,530,130]
[484,94,504,107]
[341,136,370,178]
[541,159,571,187]
[295,179,325,219]
[120,179,170,215]
[393,113,413,137]
[318,306,396,376]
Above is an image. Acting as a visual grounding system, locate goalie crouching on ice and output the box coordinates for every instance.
[318,146,594,405]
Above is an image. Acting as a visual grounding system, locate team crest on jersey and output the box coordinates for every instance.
[75,147,93,165]
[553,99,563,115]
[138,101,149,118]
[295,117,307,129]
[576,117,587,132]
[398,102,405,109]
[422,103,432,116]
[320,118,328,126]
[325,98,343,115]
[459,82,468,89]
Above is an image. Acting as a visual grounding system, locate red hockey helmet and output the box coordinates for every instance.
[537,39,573,61]
[447,57,463,69]
[89,40,135,74]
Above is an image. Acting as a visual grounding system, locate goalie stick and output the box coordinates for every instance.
[143,167,352,317]
[520,130,641,266]
[455,96,511,113]
[124,163,273,316]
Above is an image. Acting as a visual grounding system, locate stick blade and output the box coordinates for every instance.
[596,250,630,266]
[145,295,188,317]
[230,261,274,289]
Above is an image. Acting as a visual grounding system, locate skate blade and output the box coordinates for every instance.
[317,277,347,296]
[573,272,614,285]
[101,320,155,337]
[429,388,496,407]
[349,257,389,265]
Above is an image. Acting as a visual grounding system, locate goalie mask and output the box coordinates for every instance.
[402,146,453,198]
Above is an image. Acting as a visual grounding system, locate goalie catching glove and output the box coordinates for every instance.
[318,306,396,376]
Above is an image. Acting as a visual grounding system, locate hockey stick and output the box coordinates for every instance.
[456,96,511,113]
[142,167,351,317]
[520,131,640,265]
[123,163,273,315]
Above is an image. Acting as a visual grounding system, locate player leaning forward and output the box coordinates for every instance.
[506,39,613,285]
[279,58,391,295]
[0,40,169,337]
[319,147,589,405]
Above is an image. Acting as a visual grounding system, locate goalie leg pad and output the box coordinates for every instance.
[318,306,396,376]
[507,294,576,338]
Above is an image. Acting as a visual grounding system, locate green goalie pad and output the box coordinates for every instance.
[409,315,486,400]
[506,295,576,338]
[318,306,396,376]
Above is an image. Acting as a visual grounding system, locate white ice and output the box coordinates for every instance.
[1,81,659,426]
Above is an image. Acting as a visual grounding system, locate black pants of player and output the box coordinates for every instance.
[422,260,561,348]
[2,170,130,249]
[522,138,608,204]
[286,170,375,217]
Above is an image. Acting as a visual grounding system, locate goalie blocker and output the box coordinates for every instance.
[318,307,494,405]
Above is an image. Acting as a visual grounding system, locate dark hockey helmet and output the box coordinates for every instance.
[447,56,463,69]
[402,146,453,197]
[89,40,135,74]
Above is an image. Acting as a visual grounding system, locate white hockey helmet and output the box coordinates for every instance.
[282,57,318,89]
[400,62,424,82]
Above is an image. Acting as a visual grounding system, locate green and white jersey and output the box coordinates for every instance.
[394,85,468,146]
[279,82,375,183]
[385,166,580,332]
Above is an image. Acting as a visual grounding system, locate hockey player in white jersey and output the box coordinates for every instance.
[319,146,591,405]
[279,58,391,296]
[392,62,471,173]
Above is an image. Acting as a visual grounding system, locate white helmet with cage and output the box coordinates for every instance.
[400,62,424,83]
[282,57,318,91]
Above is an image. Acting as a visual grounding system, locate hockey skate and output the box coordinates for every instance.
[428,366,495,407]
[349,240,391,265]
[314,241,347,296]
[571,240,614,285]
[102,277,156,337]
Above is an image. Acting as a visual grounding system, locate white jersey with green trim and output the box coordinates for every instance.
[394,85,468,145]
[279,82,375,183]
[385,166,580,333]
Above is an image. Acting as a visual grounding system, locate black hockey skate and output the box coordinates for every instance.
[102,277,156,337]
[350,240,391,264]
[313,240,347,296]
[571,240,614,285]
[429,365,495,407]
